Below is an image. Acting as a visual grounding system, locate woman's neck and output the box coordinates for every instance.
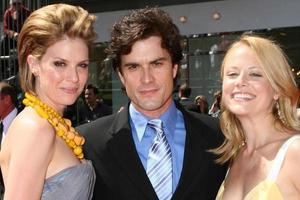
[239,114,283,153]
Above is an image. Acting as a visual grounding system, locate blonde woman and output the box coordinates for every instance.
[0,4,97,199]
[215,35,300,199]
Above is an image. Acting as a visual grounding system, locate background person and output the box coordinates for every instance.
[1,0,31,55]
[79,84,111,124]
[209,90,222,118]
[0,82,18,143]
[194,95,209,114]
[1,0,31,79]
[214,35,300,199]
[3,0,31,40]
[0,4,97,199]
[178,82,194,108]
[77,7,226,200]
[0,81,18,198]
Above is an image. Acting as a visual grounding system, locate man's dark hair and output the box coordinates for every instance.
[86,84,99,95]
[0,82,17,106]
[105,7,183,72]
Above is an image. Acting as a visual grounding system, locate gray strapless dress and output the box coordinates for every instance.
[41,160,95,200]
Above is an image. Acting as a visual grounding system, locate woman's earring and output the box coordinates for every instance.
[32,69,38,76]
[276,100,286,125]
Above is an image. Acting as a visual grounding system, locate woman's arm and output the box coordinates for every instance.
[4,116,55,200]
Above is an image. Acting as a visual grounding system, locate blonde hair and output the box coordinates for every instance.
[213,34,300,164]
[18,3,97,94]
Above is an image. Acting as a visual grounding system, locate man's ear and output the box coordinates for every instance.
[173,64,178,79]
[27,55,39,76]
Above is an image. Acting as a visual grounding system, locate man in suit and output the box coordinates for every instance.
[178,83,194,108]
[0,82,18,143]
[0,81,18,198]
[77,7,226,200]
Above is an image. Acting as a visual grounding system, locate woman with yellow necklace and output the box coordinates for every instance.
[0,4,97,200]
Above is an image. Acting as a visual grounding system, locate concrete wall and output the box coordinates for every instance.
[93,0,300,42]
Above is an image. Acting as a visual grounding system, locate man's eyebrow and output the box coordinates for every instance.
[123,62,139,67]
[150,57,167,64]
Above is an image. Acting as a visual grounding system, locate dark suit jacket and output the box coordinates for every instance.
[77,103,227,200]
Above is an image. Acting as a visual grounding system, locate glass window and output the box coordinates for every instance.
[87,27,300,117]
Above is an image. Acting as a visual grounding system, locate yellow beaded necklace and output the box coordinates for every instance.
[23,92,85,160]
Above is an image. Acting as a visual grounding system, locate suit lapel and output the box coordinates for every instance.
[172,107,209,199]
[107,106,158,200]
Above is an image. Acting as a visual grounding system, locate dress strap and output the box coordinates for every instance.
[267,135,300,181]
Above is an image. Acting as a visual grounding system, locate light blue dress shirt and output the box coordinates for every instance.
[129,101,186,192]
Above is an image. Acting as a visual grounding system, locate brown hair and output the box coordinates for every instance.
[0,82,17,106]
[214,34,300,164]
[105,7,182,73]
[18,3,97,94]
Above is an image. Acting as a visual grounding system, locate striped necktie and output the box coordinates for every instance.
[146,119,172,200]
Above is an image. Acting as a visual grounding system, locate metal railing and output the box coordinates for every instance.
[0,0,49,82]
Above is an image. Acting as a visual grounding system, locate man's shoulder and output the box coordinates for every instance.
[76,109,129,139]
[177,101,219,129]
[182,110,223,146]
[183,110,219,129]
[77,110,129,158]
[77,113,115,133]
[76,114,116,151]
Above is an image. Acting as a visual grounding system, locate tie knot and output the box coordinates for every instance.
[148,119,163,129]
[148,119,164,135]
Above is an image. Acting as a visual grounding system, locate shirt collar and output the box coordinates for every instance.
[129,101,177,141]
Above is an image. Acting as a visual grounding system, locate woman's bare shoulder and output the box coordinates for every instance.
[10,107,55,136]
[285,134,300,159]
[5,107,56,152]
[279,135,300,197]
